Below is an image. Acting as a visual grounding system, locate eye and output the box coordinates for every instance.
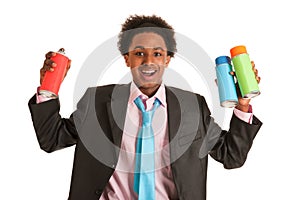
[135,52,144,56]
[154,52,162,57]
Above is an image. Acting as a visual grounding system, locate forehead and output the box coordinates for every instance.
[129,32,167,50]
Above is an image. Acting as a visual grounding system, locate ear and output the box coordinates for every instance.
[165,55,171,67]
[124,54,130,67]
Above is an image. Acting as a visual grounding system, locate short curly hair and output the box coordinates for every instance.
[118,15,177,57]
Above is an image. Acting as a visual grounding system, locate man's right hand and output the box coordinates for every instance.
[39,49,71,85]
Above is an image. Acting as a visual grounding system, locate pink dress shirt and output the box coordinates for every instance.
[100,83,178,200]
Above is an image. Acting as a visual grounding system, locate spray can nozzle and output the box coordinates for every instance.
[58,48,65,54]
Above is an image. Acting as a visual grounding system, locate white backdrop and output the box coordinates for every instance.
[1,0,299,199]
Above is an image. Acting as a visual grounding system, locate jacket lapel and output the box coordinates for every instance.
[165,87,181,142]
[106,84,130,149]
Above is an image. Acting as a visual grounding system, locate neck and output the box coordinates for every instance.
[139,84,160,97]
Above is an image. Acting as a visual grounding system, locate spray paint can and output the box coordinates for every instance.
[40,48,69,97]
[215,56,238,107]
[230,45,260,98]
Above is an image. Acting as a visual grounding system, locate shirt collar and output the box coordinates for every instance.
[129,82,166,107]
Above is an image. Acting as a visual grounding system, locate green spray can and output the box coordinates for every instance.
[230,45,260,98]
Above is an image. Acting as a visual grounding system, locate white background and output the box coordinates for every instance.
[1,0,299,199]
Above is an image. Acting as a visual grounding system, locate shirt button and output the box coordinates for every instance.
[112,164,116,168]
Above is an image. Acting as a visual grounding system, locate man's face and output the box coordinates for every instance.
[124,32,171,93]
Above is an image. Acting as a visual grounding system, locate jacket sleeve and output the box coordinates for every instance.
[198,95,263,169]
[28,89,91,153]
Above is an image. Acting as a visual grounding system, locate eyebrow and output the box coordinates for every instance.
[133,46,165,51]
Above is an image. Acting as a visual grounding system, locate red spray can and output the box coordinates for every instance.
[40,48,69,97]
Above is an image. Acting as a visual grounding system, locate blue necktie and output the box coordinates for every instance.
[133,97,161,200]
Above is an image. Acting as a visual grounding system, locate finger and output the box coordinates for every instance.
[43,52,57,72]
[45,51,56,59]
[43,59,56,72]
[251,61,255,68]
[229,71,235,76]
[41,66,54,72]
[67,59,72,70]
[44,59,57,67]
[253,68,258,76]
[256,76,261,83]
[41,66,54,73]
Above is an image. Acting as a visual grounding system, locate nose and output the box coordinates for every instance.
[142,54,153,65]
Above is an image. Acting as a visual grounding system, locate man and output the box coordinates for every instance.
[29,15,262,200]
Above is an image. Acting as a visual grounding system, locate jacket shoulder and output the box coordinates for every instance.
[165,86,205,100]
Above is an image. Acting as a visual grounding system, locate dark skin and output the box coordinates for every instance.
[40,44,260,113]
[124,32,171,98]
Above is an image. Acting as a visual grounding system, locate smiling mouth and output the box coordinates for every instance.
[141,69,157,76]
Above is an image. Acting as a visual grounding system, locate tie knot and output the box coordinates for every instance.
[134,97,161,126]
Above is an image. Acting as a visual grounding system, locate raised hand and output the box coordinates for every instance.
[39,48,71,85]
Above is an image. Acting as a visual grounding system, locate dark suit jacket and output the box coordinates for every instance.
[28,84,262,200]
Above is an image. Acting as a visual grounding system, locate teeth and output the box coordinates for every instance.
[142,70,156,74]
[142,70,155,73]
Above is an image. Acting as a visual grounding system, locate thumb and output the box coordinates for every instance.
[67,59,72,70]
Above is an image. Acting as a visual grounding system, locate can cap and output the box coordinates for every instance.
[230,45,247,58]
[58,48,65,54]
[215,56,231,65]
